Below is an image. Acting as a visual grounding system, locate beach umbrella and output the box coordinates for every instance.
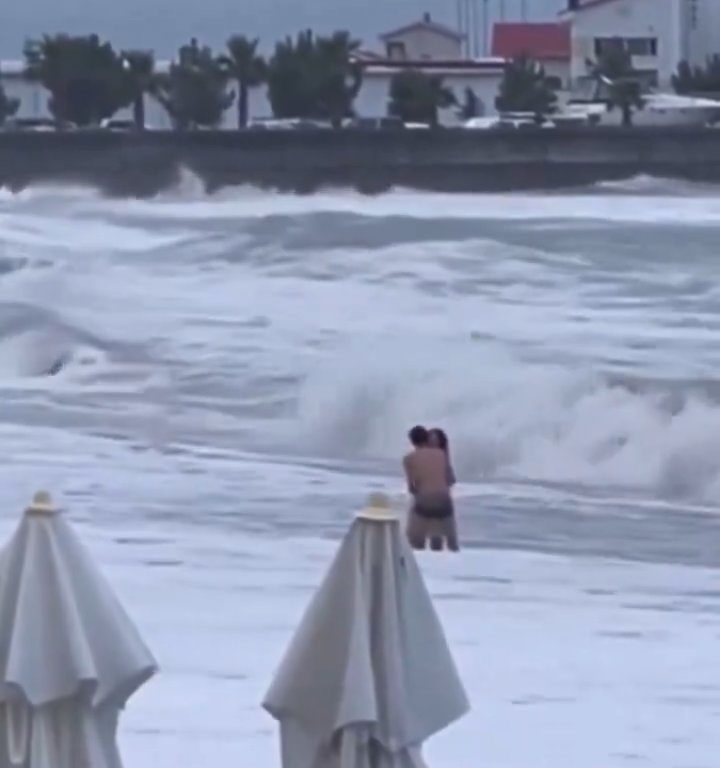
[0,491,157,768]
[263,492,469,768]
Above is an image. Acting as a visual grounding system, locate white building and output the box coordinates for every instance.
[355,59,505,124]
[355,14,505,123]
[562,0,720,89]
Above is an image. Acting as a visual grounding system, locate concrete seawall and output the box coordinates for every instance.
[2,126,720,195]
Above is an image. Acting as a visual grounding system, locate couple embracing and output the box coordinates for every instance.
[402,425,459,552]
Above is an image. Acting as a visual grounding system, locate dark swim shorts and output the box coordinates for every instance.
[414,492,454,520]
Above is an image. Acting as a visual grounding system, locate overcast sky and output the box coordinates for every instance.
[1,0,565,59]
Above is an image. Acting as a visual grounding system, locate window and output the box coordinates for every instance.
[594,37,623,57]
[386,41,406,60]
[594,37,658,57]
[627,38,658,56]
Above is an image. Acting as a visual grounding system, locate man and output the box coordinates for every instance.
[403,425,459,552]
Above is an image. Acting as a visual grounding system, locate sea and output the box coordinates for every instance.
[0,172,718,767]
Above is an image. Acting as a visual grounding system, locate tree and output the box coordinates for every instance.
[154,39,234,129]
[458,87,483,120]
[24,34,131,126]
[588,41,643,127]
[388,69,455,126]
[220,36,266,129]
[673,55,720,94]
[495,56,557,121]
[267,30,363,126]
[0,80,19,126]
[120,49,155,130]
[314,31,363,127]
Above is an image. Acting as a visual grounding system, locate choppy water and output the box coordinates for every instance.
[1,172,719,566]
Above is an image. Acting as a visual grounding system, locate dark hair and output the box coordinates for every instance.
[408,425,429,447]
[429,427,449,452]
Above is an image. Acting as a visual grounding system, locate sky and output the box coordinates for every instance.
[1,0,566,59]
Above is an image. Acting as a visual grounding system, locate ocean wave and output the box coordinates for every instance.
[4,169,720,225]
[0,302,158,389]
[0,304,106,379]
[591,174,720,196]
[294,342,720,504]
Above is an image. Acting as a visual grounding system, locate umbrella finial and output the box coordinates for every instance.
[356,491,397,521]
[25,491,57,517]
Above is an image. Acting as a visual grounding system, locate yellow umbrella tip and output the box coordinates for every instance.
[26,491,57,516]
[356,491,397,521]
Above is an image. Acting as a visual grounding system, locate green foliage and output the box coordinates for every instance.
[673,56,720,94]
[587,40,643,126]
[495,56,557,120]
[154,39,234,129]
[24,34,131,126]
[387,69,455,126]
[0,80,19,126]
[219,36,266,128]
[120,49,155,129]
[267,30,362,125]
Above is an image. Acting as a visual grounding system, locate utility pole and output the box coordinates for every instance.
[499,0,506,22]
[483,0,489,56]
[469,0,476,57]
[520,0,527,21]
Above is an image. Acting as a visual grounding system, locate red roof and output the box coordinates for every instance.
[491,22,571,61]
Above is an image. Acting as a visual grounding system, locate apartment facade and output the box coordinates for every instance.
[564,0,720,88]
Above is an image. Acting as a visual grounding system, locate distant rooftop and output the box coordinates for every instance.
[380,13,465,42]
[358,57,505,73]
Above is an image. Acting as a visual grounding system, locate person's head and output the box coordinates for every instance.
[408,425,429,447]
[428,427,449,452]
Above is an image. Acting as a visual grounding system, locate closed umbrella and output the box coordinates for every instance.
[0,492,158,768]
[263,492,469,768]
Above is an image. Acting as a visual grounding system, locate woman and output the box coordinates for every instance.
[422,427,459,552]
[428,428,456,487]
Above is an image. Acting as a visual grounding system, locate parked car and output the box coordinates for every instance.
[3,117,57,132]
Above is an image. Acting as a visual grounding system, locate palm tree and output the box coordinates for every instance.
[266,29,363,125]
[496,56,558,123]
[315,31,363,127]
[121,49,155,130]
[220,36,266,129]
[388,69,455,126]
[588,41,643,127]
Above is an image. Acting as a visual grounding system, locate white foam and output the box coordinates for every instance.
[7,171,711,224]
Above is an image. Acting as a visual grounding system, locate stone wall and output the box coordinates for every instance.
[0,127,719,196]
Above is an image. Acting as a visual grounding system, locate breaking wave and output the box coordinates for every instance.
[295,342,720,504]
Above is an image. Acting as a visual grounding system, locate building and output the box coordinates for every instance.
[562,0,720,89]
[491,22,571,87]
[352,14,505,124]
[354,58,505,124]
[379,13,465,61]
[0,14,506,128]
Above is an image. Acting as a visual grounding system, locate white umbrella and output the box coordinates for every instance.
[263,492,470,768]
[0,492,158,768]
